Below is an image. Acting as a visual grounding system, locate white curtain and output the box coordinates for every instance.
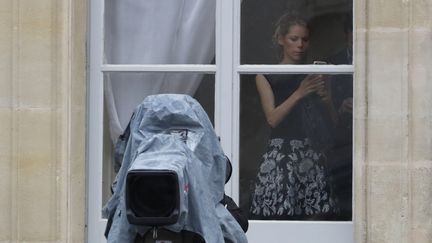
[104,0,216,142]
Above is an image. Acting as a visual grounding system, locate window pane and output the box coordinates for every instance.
[239,73,352,221]
[102,73,215,208]
[241,1,353,65]
[104,0,216,64]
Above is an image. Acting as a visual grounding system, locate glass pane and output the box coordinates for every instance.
[239,73,352,221]
[102,73,215,208]
[241,0,353,64]
[104,0,216,64]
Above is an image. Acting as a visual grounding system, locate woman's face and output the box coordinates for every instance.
[278,24,310,64]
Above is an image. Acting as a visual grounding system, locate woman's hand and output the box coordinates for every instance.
[339,98,353,114]
[294,74,325,99]
[316,76,332,103]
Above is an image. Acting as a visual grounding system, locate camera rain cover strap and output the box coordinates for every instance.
[103,94,248,243]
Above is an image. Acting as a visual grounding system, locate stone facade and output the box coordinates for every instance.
[354,0,432,242]
[0,0,86,242]
[0,0,431,242]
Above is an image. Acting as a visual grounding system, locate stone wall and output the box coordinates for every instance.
[354,0,432,242]
[0,0,86,242]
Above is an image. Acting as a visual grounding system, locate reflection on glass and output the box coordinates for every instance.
[241,0,353,64]
[239,74,352,221]
[104,0,216,64]
[102,73,215,208]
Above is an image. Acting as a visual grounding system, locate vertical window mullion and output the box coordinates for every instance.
[215,0,235,196]
[87,0,106,241]
[231,0,242,202]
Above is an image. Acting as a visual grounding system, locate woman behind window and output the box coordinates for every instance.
[249,13,340,220]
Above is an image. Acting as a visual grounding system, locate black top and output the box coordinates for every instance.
[265,74,336,151]
[264,74,307,139]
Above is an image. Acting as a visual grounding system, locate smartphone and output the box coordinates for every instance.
[313,61,327,65]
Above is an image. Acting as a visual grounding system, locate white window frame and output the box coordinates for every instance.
[87,0,355,242]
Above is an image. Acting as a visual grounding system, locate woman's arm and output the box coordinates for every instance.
[316,78,339,125]
[256,74,323,128]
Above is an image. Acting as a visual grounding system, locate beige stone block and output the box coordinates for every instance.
[411,166,432,225]
[17,109,58,240]
[411,166,432,242]
[367,0,406,28]
[0,109,12,240]
[410,68,432,116]
[367,164,404,243]
[18,0,56,108]
[69,115,86,242]
[70,109,86,165]
[367,31,408,118]
[409,31,432,118]
[19,0,53,27]
[18,57,53,108]
[410,30,432,68]
[0,3,12,33]
[367,118,404,162]
[0,2,12,108]
[354,0,367,30]
[71,77,86,109]
[0,156,12,241]
[69,108,86,239]
[411,0,432,28]
[354,29,367,120]
[0,109,12,156]
[411,228,432,243]
[409,34,432,163]
[0,0,12,28]
[0,0,12,11]
[352,161,367,243]
[70,1,87,239]
[0,67,12,108]
[71,0,87,110]
[353,30,366,186]
[353,117,367,163]
[411,118,432,161]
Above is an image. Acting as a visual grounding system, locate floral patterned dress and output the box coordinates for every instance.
[249,75,339,220]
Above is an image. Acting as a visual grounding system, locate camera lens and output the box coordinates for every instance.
[129,173,178,217]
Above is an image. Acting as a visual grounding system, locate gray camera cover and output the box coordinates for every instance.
[103,94,248,243]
